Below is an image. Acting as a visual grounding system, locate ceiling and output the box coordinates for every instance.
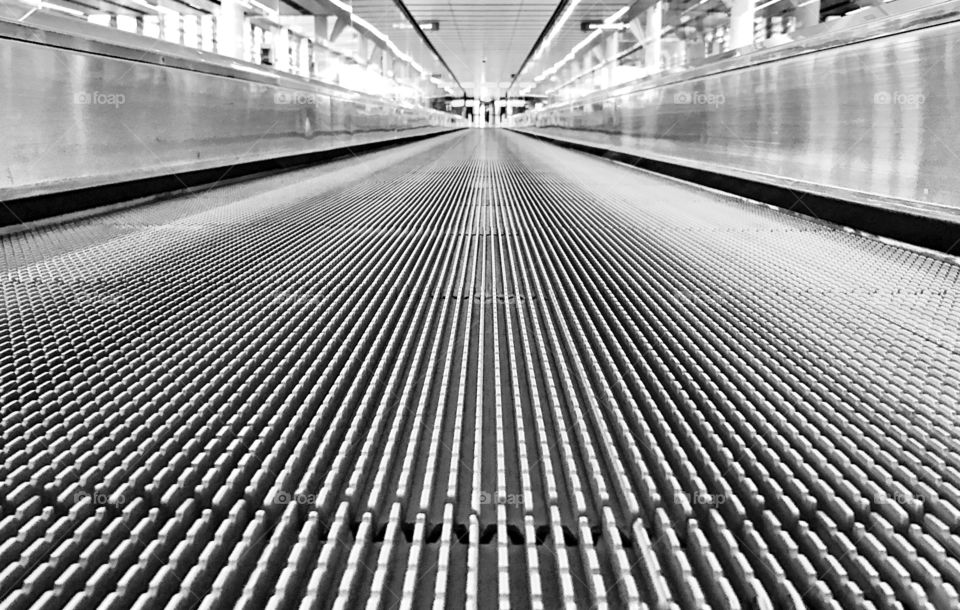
[519,0,644,82]
[341,0,463,88]
[409,0,642,98]
[400,0,560,96]
[49,0,639,99]
[349,0,561,98]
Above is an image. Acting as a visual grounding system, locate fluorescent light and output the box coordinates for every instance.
[19,6,38,20]
[528,4,629,92]
[605,6,629,22]
[41,1,84,16]
[324,0,351,12]
[246,0,278,17]
[586,22,628,30]
[755,0,784,11]
[128,0,179,15]
[533,0,583,61]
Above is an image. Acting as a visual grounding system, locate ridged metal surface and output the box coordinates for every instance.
[2,129,960,609]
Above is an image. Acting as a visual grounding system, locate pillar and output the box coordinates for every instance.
[605,31,620,88]
[729,0,757,49]
[644,2,663,74]
[274,26,290,71]
[299,38,310,77]
[216,0,245,58]
[312,16,328,78]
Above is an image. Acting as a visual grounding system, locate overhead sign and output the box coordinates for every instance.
[581,20,628,31]
[392,21,440,31]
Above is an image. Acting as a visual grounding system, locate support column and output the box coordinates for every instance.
[581,53,593,81]
[644,2,663,74]
[274,26,290,71]
[381,50,391,78]
[605,31,619,88]
[216,0,245,58]
[328,15,347,42]
[299,38,310,77]
[729,0,757,49]
[313,15,328,39]
[358,37,370,69]
[312,16,328,78]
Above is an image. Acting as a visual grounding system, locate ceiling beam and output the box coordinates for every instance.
[287,0,349,19]
[389,0,465,94]
[506,0,573,95]
[329,15,348,41]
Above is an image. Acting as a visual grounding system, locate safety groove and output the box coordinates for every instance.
[2,129,960,609]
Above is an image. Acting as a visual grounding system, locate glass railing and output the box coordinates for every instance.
[513,0,918,104]
[5,0,459,105]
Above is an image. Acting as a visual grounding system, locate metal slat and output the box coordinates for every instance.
[2,129,960,608]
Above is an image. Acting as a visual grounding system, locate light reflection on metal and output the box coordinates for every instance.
[0,12,467,200]
[512,2,958,221]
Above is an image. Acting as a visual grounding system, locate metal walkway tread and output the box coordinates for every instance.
[2,129,960,609]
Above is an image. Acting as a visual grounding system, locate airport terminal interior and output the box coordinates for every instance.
[2,0,960,607]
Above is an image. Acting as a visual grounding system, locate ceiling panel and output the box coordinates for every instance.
[346,0,634,98]
[352,0,561,98]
